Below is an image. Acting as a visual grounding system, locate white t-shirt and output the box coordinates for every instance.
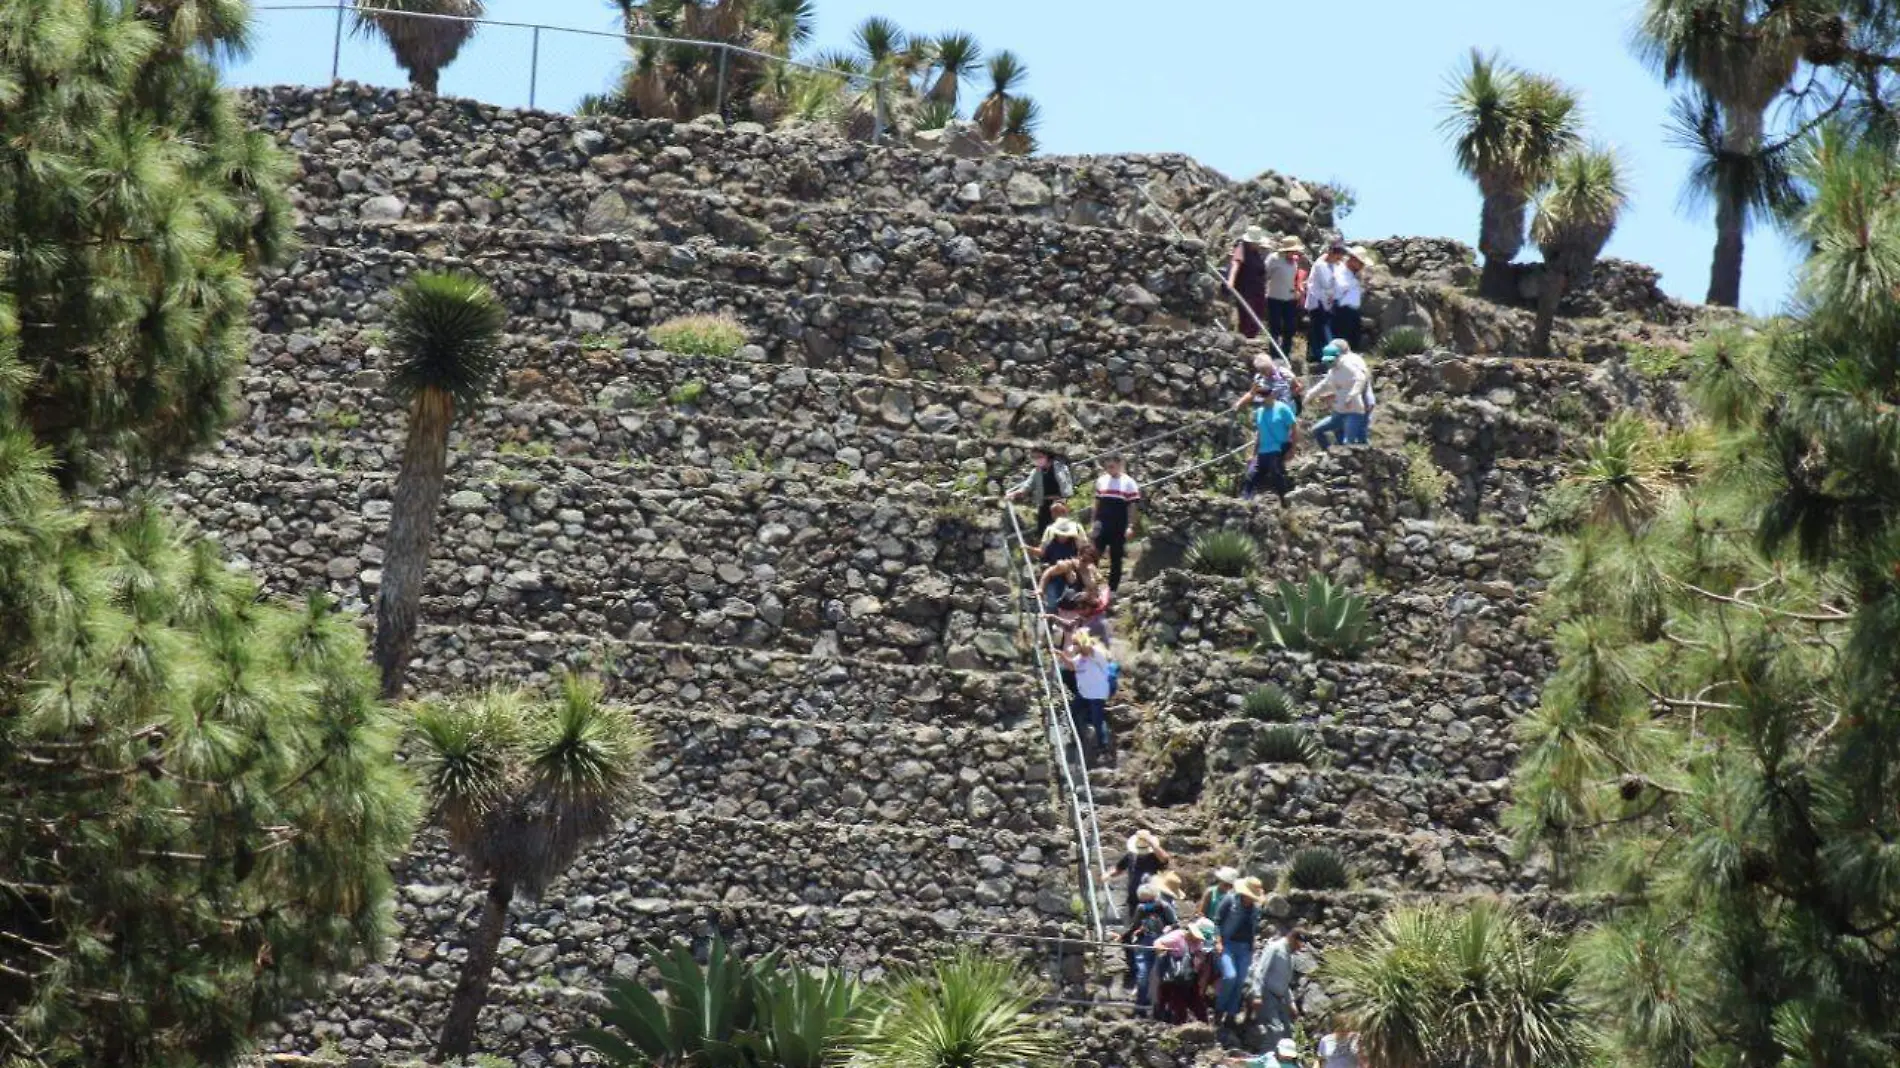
[1073,650,1113,700]
[1319,1034,1360,1068]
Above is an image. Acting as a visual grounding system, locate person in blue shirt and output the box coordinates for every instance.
[1245,396,1299,503]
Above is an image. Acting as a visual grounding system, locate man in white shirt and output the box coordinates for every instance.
[1303,242,1348,362]
[1336,247,1372,351]
[1091,454,1141,592]
[1304,341,1372,448]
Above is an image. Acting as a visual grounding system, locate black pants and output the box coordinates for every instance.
[1246,448,1292,501]
[1334,304,1363,350]
[1094,522,1128,590]
[1306,305,1333,358]
[1034,501,1055,540]
[1266,298,1298,358]
[1236,291,1268,338]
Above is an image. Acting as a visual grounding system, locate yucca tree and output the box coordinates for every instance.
[418,678,650,1058]
[1326,902,1596,1068]
[925,31,982,112]
[1635,0,1810,307]
[1441,49,1584,300]
[352,0,483,94]
[854,950,1060,1068]
[1001,95,1041,155]
[371,271,505,699]
[973,50,1026,140]
[1529,146,1629,357]
[612,0,816,120]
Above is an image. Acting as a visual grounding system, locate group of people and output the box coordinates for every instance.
[1107,832,1360,1067]
[1007,450,1143,753]
[1233,338,1377,503]
[1226,229,1376,365]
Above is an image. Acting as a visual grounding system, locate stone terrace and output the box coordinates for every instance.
[168,83,1686,1064]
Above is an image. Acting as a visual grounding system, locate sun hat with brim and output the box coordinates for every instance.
[1241,225,1272,246]
[1277,237,1306,255]
[1349,245,1375,263]
[1047,517,1084,541]
[1153,871,1184,897]
[1213,866,1240,884]
[1128,831,1160,854]
[1236,877,1269,901]
[1277,1039,1300,1059]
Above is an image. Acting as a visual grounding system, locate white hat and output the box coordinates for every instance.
[1127,830,1159,854]
[1277,1039,1300,1059]
[1241,225,1272,246]
[1214,866,1240,883]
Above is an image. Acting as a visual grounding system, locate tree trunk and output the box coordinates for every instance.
[374,389,453,700]
[1706,105,1763,308]
[414,68,439,94]
[1476,189,1529,302]
[436,877,516,1060]
[1533,266,1566,359]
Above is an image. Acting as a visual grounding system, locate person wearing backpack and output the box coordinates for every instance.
[1057,631,1114,752]
[1149,917,1218,1023]
[1214,877,1265,1028]
[1123,882,1178,1015]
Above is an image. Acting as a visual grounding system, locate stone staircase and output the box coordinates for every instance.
[168,81,1693,1065]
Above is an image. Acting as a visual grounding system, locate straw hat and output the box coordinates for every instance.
[1127,830,1160,854]
[1046,517,1084,541]
[1241,225,1272,246]
[1213,866,1240,884]
[1348,245,1375,264]
[1277,236,1306,255]
[1153,871,1184,898]
[1235,876,1269,901]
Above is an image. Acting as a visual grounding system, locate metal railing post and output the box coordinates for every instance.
[529,25,541,109]
[330,0,345,83]
[715,47,729,120]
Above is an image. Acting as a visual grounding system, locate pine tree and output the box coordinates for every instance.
[0,3,418,1065]
[1508,122,1900,1067]
[1,0,293,490]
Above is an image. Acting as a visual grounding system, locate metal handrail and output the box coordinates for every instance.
[1000,501,1117,944]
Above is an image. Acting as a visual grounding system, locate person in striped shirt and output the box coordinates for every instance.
[1092,454,1142,591]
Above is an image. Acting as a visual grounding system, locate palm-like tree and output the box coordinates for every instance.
[974,50,1026,141]
[1441,49,1583,300]
[372,271,505,699]
[419,678,650,1058]
[1001,95,1041,156]
[853,950,1060,1068]
[352,0,484,94]
[1326,902,1596,1068]
[1530,145,1630,357]
[925,31,982,112]
[1635,0,1809,307]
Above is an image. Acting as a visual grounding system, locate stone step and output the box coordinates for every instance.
[258,242,1253,412]
[1205,764,1512,839]
[1235,824,1537,895]
[318,211,1220,324]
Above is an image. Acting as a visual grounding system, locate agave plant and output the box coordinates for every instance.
[1256,724,1324,767]
[1187,529,1261,578]
[1241,682,1295,722]
[1254,573,1371,658]
[1287,847,1351,890]
[1376,325,1431,357]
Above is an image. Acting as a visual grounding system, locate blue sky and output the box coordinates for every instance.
[230,0,1805,314]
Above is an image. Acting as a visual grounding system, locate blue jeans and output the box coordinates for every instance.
[1078,698,1108,747]
[1218,942,1254,1017]
[1131,942,1156,1008]
[1312,412,1368,449]
[1042,577,1068,613]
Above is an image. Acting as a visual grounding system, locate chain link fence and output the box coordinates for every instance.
[240,3,888,134]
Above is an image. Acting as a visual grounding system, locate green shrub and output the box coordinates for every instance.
[1187,529,1261,578]
[1287,847,1351,891]
[1256,724,1323,766]
[1625,342,1685,379]
[1241,683,1294,722]
[1400,442,1454,512]
[669,379,707,406]
[650,314,746,358]
[1254,573,1371,658]
[1376,325,1431,357]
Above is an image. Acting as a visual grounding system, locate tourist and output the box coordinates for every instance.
[1232,353,1297,414]
[1057,631,1114,751]
[1150,917,1218,1024]
[1036,520,1090,610]
[1265,238,1305,359]
[1303,242,1348,358]
[1249,927,1303,1042]
[1091,454,1142,591]
[1227,226,1274,339]
[1318,1021,1361,1068]
[1306,341,1371,449]
[1214,876,1264,1027]
[1223,1038,1303,1068]
[1152,870,1186,913]
[1201,866,1239,918]
[1006,446,1074,538]
[1125,882,1177,1015]
[1336,247,1371,350]
[1245,388,1298,503]
[1108,829,1173,928]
